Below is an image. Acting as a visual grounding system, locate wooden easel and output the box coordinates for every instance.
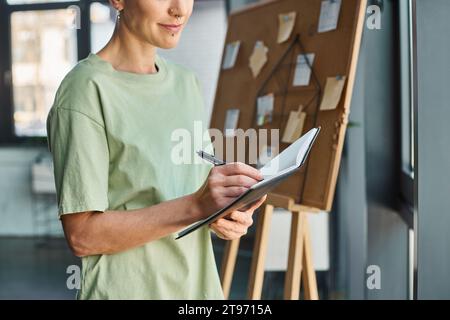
[220,193,320,300]
[214,0,367,300]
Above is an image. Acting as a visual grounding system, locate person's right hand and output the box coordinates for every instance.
[192,162,263,220]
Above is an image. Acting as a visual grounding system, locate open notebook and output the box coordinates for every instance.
[175,127,321,240]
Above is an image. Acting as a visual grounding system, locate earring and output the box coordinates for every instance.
[116,9,121,22]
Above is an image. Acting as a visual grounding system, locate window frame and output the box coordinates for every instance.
[399,0,417,300]
[0,0,109,145]
[398,0,414,228]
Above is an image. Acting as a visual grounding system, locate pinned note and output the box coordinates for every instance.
[277,12,297,44]
[293,53,315,86]
[282,106,307,144]
[249,41,269,78]
[318,0,342,33]
[256,93,275,126]
[224,109,240,137]
[320,76,347,111]
[222,41,241,70]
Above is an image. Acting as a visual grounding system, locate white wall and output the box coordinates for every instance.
[265,210,329,271]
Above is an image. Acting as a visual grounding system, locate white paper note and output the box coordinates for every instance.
[293,53,315,87]
[256,93,275,126]
[222,41,241,70]
[318,0,342,33]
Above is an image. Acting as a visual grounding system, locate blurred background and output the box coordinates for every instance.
[0,0,449,300]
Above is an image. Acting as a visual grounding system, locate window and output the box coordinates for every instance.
[400,0,414,176]
[0,0,109,143]
[11,9,78,137]
[399,0,414,219]
[399,0,415,300]
[90,2,115,53]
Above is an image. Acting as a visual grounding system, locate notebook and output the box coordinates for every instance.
[175,127,321,240]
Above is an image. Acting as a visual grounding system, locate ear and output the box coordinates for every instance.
[109,0,124,11]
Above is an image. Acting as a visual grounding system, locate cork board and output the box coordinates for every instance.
[209,0,367,211]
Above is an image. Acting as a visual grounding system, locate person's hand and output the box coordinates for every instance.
[209,195,267,240]
[192,162,263,220]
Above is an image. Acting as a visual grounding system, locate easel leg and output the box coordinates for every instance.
[220,238,240,299]
[284,211,306,300]
[302,214,319,300]
[247,204,274,300]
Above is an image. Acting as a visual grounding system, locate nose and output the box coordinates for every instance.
[168,0,189,21]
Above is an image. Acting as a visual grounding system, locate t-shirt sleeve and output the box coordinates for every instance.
[46,106,109,217]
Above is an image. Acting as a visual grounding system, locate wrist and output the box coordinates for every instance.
[186,192,204,222]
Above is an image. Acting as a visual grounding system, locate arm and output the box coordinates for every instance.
[62,162,265,257]
[62,193,200,257]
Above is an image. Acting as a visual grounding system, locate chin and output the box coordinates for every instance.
[153,37,179,49]
[158,42,179,50]
[154,35,181,50]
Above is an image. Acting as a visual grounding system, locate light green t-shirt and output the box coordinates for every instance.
[46,53,224,300]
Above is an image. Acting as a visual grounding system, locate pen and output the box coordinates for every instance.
[196,150,227,166]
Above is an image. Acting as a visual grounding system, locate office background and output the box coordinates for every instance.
[0,0,449,300]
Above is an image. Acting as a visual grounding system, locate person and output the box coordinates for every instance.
[46,0,266,300]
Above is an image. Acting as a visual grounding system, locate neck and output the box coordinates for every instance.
[96,22,158,75]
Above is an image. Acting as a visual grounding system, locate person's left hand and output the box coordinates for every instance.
[209,195,267,240]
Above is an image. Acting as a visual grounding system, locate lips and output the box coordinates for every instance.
[158,23,183,33]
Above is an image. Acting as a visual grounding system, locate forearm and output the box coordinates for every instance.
[67,193,201,257]
[66,162,264,257]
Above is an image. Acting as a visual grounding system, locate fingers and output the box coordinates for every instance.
[221,186,249,198]
[217,162,263,182]
[229,211,253,227]
[198,162,264,221]
[210,206,263,240]
[210,218,249,239]
[210,227,228,240]
[223,175,259,188]
[246,195,267,212]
